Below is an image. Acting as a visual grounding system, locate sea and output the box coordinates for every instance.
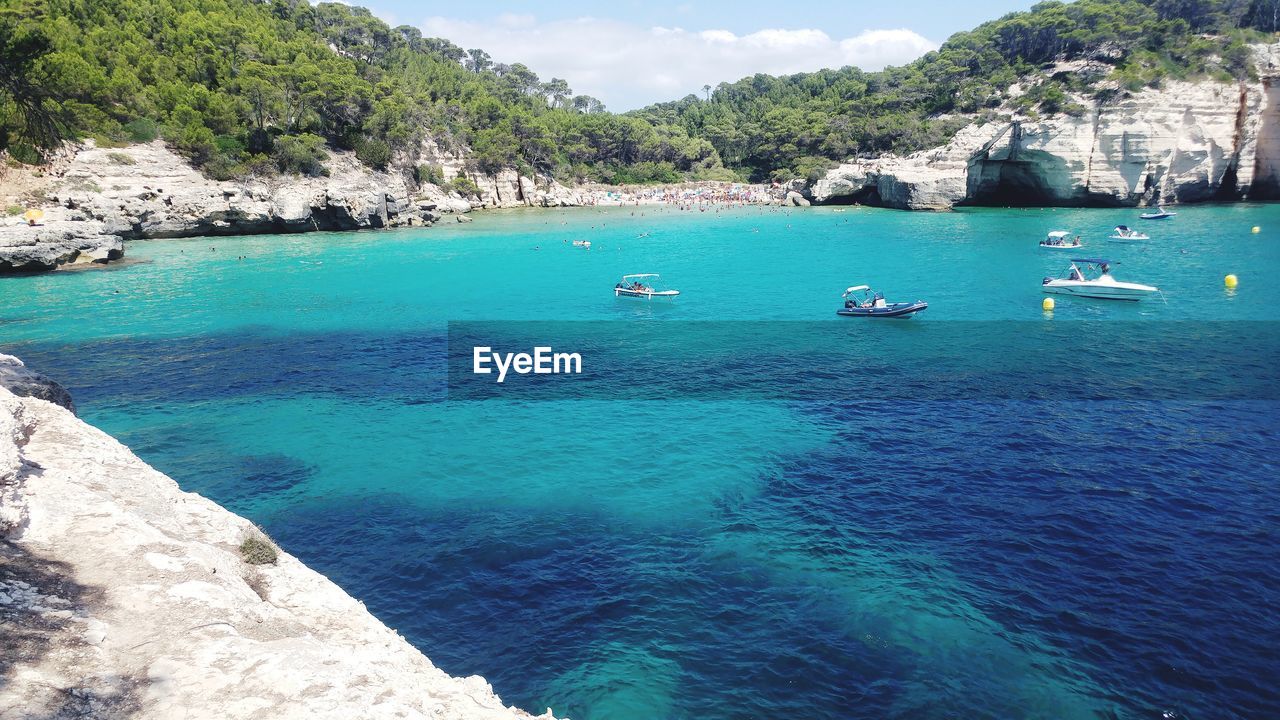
[2,203,1277,719]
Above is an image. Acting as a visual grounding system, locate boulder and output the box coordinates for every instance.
[0,355,74,412]
[271,186,318,229]
[0,222,124,273]
[785,191,811,207]
[416,185,472,214]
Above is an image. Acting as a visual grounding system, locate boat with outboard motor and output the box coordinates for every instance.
[1040,230,1082,249]
[837,285,928,317]
[1042,259,1159,300]
[1109,225,1150,240]
[1139,207,1176,220]
[614,273,680,299]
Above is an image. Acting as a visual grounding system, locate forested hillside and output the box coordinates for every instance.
[2,0,1279,186]
[0,0,724,187]
[633,0,1280,181]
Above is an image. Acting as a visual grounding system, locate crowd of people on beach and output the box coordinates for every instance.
[576,183,781,208]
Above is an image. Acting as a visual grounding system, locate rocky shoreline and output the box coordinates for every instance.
[8,61,1280,274]
[0,140,783,274]
[0,139,599,273]
[0,141,460,273]
[807,52,1280,211]
[0,355,558,720]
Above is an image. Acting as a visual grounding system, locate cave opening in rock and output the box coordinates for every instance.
[965,160,1070,206]
[1213,161,1243,201]
[821,185,882,206]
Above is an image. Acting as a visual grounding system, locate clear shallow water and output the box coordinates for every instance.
[2,204,1278,719]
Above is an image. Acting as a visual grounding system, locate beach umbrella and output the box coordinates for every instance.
[23,208,43,223]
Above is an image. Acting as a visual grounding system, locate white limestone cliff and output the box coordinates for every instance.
[0,381,559,720]
[810,54,1280,210]
[25,141,447,236]
[414,137,587,209]
[0,140,467,272]
[0,221,124,273]
[0,136,593,272]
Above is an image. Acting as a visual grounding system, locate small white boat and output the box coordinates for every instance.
[1042,258,1159,300]
[1040,230,1082,249]
[1139,207,1176,220]
[1109,225,1149,241]
[572,240,592,248]
[615,273,679,299]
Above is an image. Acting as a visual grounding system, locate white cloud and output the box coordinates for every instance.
[418,16,937,111]
[698,29,738,44]
[495,13,535,29]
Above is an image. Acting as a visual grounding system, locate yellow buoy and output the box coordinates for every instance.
[1042,297,1055,311]
[1225,274,1238,289]
[1252,226,1261,234]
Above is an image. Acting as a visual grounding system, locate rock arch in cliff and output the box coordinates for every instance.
[963,122,1103,206]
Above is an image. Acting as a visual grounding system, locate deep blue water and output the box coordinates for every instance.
[2,204,1278,719]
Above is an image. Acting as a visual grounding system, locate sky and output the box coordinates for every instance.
[359,0,1040,111]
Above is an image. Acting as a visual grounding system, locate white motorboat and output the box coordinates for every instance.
[1042,258,1159,300]
[1139,207,1176,220]
[1040,230,1082,249]
[1109,225,1149,241]
[614,273,679,299]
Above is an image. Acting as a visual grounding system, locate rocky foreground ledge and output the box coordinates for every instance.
[0,355,556,719]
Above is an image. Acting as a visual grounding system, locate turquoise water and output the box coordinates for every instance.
[2,204,1278,719]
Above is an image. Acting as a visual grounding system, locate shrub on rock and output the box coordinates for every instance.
[239,537,278,565]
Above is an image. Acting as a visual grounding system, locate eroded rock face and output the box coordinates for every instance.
[968,80,1262,206]
[0,136,596,273]
[0,381,558,720]
[47,142,445,237]
[809,54,1280,210]
[0,222,123,273]
[784,191,811,207]
[466,169,587,209]
[0,355,74,413]
[810,161,968,211]
[1249,77,1280,198]
[0,141,461,273]
[413,138,586,209]
[809,123,986,210]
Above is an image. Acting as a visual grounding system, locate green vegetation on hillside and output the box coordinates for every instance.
[633,0,1279,181]
[0,0,723,184]
[2,0,1278,185]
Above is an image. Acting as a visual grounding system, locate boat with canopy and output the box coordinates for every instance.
[1040,230,1082,249]
[837,285,928,317]
[614,273,680,299]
